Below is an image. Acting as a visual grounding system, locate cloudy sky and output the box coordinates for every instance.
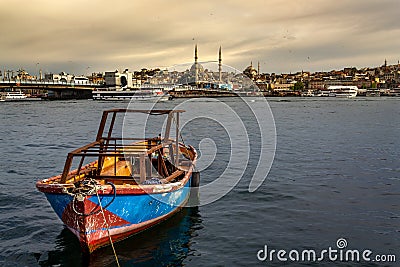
[1,0,399,76]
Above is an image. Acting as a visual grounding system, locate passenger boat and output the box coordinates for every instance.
[0,90,42,101]
[92,88,168,101]
[36,109,198,253]
[327,86,358,98]
[0,90,27,101]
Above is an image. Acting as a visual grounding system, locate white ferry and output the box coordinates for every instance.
[1,90,28,101]
[327,86,358,98]
[92,88,168,101]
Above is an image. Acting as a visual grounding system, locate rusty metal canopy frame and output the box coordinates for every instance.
[60,109,186,183]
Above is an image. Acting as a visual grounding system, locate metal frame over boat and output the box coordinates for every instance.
[36,109,198,253]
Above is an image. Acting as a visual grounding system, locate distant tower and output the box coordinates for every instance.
[257,61,260,75]
[194,44,198,84]
[384,59,387,67]
[218,46,222,82]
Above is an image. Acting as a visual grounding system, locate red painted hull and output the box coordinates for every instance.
[62,199,187,253]
[38,172,193,253]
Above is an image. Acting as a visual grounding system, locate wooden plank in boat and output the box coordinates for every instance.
[161,170,184,184]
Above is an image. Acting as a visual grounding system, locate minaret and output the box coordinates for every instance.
[194,44,198,84]
[218,46,222,82]
[257,61,260,75]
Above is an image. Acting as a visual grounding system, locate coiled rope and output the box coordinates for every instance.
[67,180,116,216]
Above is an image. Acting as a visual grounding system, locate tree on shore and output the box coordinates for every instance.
[293,81,304,91]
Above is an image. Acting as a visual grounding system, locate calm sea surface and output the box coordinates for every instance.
[0,97,399,266]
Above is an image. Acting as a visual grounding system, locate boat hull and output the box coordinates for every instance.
[92,89,166,101]
[42,178,191,253]
[36,109,197,253]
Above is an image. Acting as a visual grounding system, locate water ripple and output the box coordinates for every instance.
[1,98,399,266]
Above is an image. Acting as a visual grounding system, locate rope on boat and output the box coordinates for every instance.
[63,179,120,266]
[63,179,116,216]
[94,182,121,267]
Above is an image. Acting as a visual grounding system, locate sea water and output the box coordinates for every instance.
[0,97,398,266]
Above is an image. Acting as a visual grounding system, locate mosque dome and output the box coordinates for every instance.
[190,62,204,73]
[244,62,258,79]
[178,63,209,84]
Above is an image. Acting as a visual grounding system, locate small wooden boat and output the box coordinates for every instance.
[36,109,198,253]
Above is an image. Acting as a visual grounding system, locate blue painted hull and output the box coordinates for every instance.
[43,177,192,252]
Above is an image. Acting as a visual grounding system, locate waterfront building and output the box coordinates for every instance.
[73,76,89,84]
[89,73,105,85]
[104,69,135,88]
[44,72,73,83]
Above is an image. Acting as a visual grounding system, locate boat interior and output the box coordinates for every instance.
[42,109,196,187]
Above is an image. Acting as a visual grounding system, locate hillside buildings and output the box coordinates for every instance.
[2,46,399,96]
[249,59,400,95]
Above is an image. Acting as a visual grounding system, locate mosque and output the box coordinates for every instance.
[177,45,224,87]
[243,61,260,80]
[177,44,261,87]
[168,45,263,97]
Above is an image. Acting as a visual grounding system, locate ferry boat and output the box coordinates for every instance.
[327,86,358,98]
[0,90,27,101]
[0,90,42,101]
[36,109,198,253]
[92,88,168,101]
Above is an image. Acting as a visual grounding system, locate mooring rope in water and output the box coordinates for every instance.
[94,183,121,267]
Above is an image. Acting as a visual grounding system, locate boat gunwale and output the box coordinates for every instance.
[36,142,197,195]
[36,168,194,195]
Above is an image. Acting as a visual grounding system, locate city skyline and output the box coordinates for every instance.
[1,0,399,76]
